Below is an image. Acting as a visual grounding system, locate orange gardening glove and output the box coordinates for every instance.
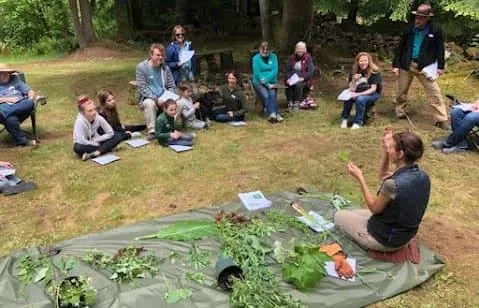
[331,252,354,279]
[319,243,354,279]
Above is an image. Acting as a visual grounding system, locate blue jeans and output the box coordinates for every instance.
[167,133,194,146]
[215,113,245,123]
[253,83,279,114]
[444,108,479,149]
[0,99,34,145]
[341,93,380,125]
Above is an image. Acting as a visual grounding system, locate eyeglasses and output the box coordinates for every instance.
[176,33,185,37]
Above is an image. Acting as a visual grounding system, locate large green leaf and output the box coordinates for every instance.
[135,220,218,241]
[282,245,330,291]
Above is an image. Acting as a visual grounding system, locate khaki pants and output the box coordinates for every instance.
[394,63,448,123]
[140,98,158,134]
[334,209,398,252]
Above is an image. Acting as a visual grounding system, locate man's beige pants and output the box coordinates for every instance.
[394,63,448,123]
[334,209,398,252]
[141,98,158,134]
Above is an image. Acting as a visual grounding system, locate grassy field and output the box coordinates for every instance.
[1,46,478,307]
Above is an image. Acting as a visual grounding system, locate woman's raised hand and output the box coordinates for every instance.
[346,162,364,182]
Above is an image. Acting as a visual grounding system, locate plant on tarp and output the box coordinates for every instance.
[188,243,210,269]
[186,272,206,284]
[134,219,218,241]
[163,274,193,304]
[216,217,305,307]
[55,276,96,308]
[282,244,330,291]
[82,247,158,284]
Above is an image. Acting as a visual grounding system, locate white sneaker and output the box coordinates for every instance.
[340,119,348,129]
[351,123,361,130]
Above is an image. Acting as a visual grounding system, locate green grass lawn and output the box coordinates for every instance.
[1,50,479,307]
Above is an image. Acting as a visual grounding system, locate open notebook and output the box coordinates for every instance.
[91,153,120,165]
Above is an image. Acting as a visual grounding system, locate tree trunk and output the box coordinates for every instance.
[79,0,97,43]
[69,0,87,49]
[280,0,313,55]
[115,0,132,40]
[176,0,188,24]
[130,0,144,30]
[259,0,273,42]
[347,0,358,24]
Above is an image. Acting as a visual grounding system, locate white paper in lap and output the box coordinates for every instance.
[126,139,150,148]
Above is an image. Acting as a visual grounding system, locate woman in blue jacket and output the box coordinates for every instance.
[252,41,282,123]
[165,25,195,85]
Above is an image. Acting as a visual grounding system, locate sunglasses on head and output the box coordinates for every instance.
[176,33,185,37]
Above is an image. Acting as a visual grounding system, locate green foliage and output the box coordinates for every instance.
[282,245,329,291]
[82,247,158,284]
[440,0,479,19]
[92,0,117,39]
[186,272,206,284]
[135,220,219,241]
[188,243,210,269]
[56,276,96,308]
[164,288,193,304]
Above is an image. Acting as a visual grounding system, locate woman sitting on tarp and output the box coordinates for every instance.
[334,128,430,262]
[213,70,247,123]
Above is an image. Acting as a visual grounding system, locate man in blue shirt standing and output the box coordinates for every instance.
[0,65,36,146]
[392,4,449,130]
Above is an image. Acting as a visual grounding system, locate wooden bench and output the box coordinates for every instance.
[195,49,234,74]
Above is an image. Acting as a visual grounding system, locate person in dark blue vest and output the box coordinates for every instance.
[335,128,430,253]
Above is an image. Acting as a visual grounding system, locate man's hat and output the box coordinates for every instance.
[0,64,16,73]
[412,4,434,17]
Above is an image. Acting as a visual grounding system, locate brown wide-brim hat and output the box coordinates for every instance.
[0,64,17,73]
[412,4,434,17]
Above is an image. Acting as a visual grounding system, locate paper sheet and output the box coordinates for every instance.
[297,210,335,233]
[169,145,193,153]
[179,50,195,65]
[325,258,356,282]
[452,103,474,112]
[0,167,16,177]
[126,139,150,148]
[159,90,179,102]
[91,153,120,165]
[269,84,288,89]
[422,61,438,80]
[337,89,353,101]
[238,191,272,211]
[287,73,301,86]
[229,121,247,127]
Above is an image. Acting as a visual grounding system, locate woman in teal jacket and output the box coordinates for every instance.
[252,41,282,123]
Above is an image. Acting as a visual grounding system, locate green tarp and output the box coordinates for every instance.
[0,191,444,307]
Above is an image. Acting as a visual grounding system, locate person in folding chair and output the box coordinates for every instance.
[0,65,36,146]
[432,98,479,154]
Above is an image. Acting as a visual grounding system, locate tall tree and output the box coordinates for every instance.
[281,0,314,54]
[347,0,358,24]
[259,0,273,42]
[69,0,96,48]
[176,0,188,24]
[115,0,132,40]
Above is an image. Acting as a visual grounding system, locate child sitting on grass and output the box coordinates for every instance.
[176,82,208,129]
[97,90,145,140]
[155,99,195,146]
[73,95,124,160]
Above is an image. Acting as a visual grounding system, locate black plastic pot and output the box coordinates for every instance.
[215,257,244,292]
[56,276,88,308]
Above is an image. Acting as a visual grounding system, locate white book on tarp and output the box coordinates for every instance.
[238,191,272,211]
[169,145,193,153]
[452,103,474,112]
[229,121,247,127]
[91,153,120,166]
[0,167,16,177]
[159,90,179,102]
[297,210,335,233]
[422,61,438,80]
[337,89,353,101]
[325,258,356,282]
[126,139,150,148]
[179,50,195,65]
